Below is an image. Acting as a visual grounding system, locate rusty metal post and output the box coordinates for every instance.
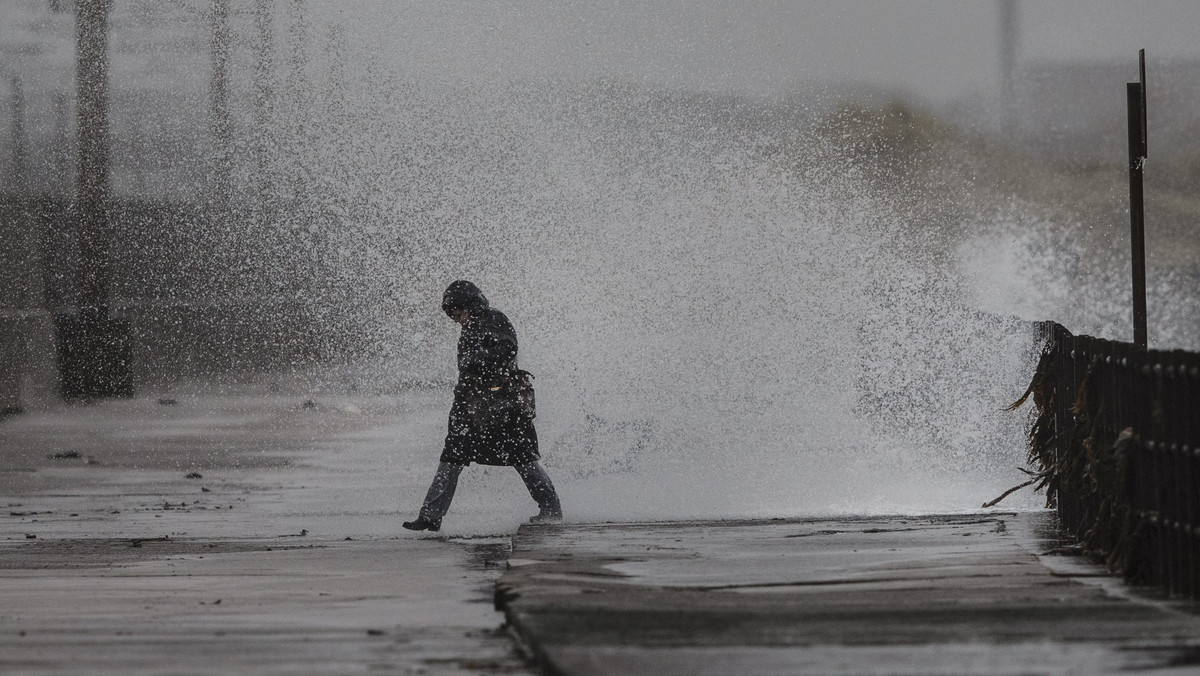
[1127,50,1148,350]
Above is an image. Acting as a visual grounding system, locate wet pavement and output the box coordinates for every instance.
[0,391,533,675]
[497,514,1200,675]
[1,536,527,675]
[7,392,1200,674]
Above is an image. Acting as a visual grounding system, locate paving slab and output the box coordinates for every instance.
[496,513,1200,675]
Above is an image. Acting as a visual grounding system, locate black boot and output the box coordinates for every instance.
[529,507,562,524]
[516,463,562,524]
[402,517,441,532]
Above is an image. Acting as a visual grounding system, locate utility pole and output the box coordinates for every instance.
[287,0,309,108]
[254,0,275,214]
[211,0,233,214]
[60,0,133,398]
[998,0,1019,136]
[324,24,346,117]
[286,0,310,203]
[76,0,111,313]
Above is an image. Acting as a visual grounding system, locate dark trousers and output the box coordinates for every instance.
[417,461,561,525]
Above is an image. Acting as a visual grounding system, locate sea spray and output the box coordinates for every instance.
[306,80,1046,517]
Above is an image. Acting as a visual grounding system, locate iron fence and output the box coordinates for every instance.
[1016,322,1200,597]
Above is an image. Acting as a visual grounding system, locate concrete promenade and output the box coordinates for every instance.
[498,515,1200,675]
[5,392,1200,674]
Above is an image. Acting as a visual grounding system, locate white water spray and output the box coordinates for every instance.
[295,74,1051,519]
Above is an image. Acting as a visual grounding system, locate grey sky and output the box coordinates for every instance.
[3,0,1199,109]
[324,1,1200,105]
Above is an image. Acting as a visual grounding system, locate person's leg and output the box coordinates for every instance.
[405,462,464,530]
[514,462,561,521]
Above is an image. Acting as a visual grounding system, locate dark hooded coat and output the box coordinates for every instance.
[439,281,539,467]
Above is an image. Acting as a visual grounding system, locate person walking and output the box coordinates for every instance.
[403,280,562,532]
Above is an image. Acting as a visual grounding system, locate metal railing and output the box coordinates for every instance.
[1016,322,1200,597]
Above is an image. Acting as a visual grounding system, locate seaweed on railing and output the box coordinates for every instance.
[1002,322,1200,598]
[1001,344,1058,505]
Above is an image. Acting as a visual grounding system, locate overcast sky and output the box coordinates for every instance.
[4,1,1199,107]
[320,1,1200,105]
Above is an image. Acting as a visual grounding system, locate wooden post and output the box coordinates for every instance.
[1127,50,1148,350]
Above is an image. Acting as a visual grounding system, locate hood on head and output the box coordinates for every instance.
[442,280,489,316]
